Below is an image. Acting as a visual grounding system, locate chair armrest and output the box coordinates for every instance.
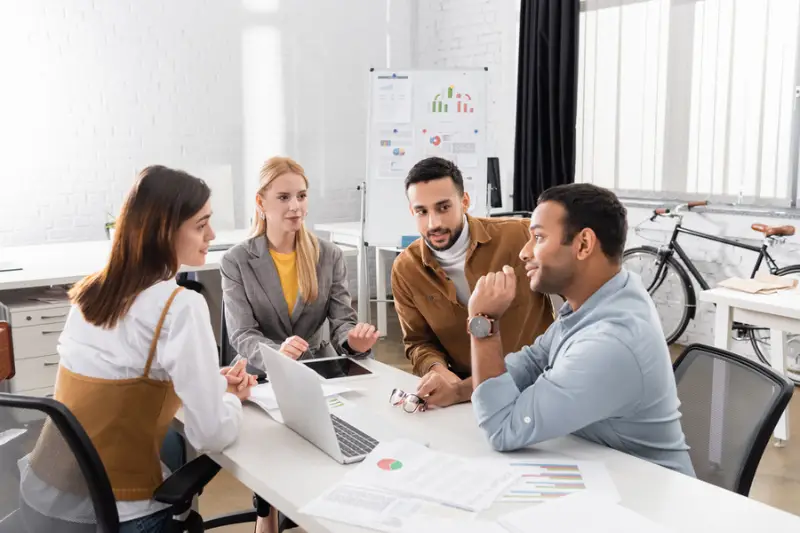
[153,454,221,506]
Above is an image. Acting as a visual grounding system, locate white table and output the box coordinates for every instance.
[699,286,800,448]
[314,222,401,337]
[174,360,800,533]
[0,229,252,291]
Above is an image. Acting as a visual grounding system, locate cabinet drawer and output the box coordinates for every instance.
[13,386,54,398]
[11,323,64,359]
[11,306,70,327]
[9,354,60,393]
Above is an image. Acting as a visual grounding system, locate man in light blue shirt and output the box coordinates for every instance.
[466,183,695,476]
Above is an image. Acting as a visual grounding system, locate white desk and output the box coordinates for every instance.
[0,229,252,291]
[174,360,800,533]
[699,286,800,448]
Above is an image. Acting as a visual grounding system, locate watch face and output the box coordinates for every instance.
[469,316,492,338]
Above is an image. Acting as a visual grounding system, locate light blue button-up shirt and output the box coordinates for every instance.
[472,269,695,477]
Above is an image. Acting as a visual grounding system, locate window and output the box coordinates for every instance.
[576,0,800,206]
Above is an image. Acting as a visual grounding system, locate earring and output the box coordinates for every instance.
[259,211,265,220]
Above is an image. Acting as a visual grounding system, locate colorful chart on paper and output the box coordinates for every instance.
[377,458,403,471]
[501,461,589,502]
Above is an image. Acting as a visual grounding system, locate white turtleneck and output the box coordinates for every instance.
[429,217,471,306]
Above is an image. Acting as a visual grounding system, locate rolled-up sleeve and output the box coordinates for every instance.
[472,338,643,452]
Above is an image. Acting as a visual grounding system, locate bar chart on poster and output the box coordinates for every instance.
[364,69,488,247]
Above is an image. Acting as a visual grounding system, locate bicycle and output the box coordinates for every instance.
[621,201,800,383]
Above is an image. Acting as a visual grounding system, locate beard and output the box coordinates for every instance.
[530,264,574,295]
[425,223,464,252]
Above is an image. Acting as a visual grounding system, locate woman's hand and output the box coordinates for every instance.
[279,336,309,360]
[220,358,258,400]
[347,323,380,354]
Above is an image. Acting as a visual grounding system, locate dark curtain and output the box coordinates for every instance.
[513,0,580,212]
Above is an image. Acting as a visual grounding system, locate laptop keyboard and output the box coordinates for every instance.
[331,414,379,458]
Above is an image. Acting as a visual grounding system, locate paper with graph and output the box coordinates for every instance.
[499,458,619,503]
[341,439,517,512]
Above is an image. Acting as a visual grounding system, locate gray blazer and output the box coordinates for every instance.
[220,235,369,370]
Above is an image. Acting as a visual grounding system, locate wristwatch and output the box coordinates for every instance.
[467,314,498,339]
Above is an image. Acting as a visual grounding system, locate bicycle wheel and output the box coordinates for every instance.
[622,246,695,344]
[748,264,800,385]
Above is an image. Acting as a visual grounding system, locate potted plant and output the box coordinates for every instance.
[105,213,116,241]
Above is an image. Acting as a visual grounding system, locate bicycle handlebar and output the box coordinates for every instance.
[651,201,709,220]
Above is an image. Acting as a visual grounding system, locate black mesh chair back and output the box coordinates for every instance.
[219,299,236,367]
[673,343,793,496]
[0,393,119,533]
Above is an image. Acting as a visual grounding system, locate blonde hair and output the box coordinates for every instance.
[251,156,320,302]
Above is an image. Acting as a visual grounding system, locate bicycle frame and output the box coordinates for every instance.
[654,222,780,292]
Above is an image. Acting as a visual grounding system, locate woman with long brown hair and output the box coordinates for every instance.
[18,166,257,533]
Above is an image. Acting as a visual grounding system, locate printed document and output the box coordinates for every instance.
[246,382,351,412]
[499,492,674,533]
[300,483,476,532]
[341,439,518,512]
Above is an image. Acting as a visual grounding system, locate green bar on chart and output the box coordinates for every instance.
[448,86,453,98]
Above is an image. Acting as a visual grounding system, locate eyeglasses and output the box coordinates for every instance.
[390,388,426,413]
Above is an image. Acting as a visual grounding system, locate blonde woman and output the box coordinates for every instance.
[221,157,379,532]
[221,156,379,368]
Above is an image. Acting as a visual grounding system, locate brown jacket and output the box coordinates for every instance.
[391,215,554,376]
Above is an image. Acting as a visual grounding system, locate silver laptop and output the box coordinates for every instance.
[259,343,384,464]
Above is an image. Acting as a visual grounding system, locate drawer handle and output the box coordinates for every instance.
[41,330,62,336]
[40,314,67,320]
[43,361,59,367]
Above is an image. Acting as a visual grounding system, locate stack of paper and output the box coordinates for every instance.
[300,439,519,531]
[299,483,479,532]
[340,439,518,512]
[718,273,798,294]
[246,382,351,413]
[498,492,674,533]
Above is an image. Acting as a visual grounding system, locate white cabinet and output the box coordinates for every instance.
[1,288,70,397]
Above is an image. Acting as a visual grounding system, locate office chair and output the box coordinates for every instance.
[0,393,259,533]
[218,298,236,367]
[176,273,204,294]
[486,157,532,219]
[673,344,793,496]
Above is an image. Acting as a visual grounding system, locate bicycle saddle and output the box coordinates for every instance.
[751,223,795,237]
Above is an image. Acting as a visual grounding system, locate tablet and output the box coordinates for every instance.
[300,356,375,382]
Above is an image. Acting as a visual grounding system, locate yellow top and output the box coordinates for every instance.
[269,249,299,316]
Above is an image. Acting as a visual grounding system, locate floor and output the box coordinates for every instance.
[199,303,800,530]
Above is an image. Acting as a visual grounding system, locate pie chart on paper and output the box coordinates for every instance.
[377,458,403,471]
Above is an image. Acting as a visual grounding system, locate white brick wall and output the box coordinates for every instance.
[0,0,244,246]
[416,0,519,209]
[0,0,414,297]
